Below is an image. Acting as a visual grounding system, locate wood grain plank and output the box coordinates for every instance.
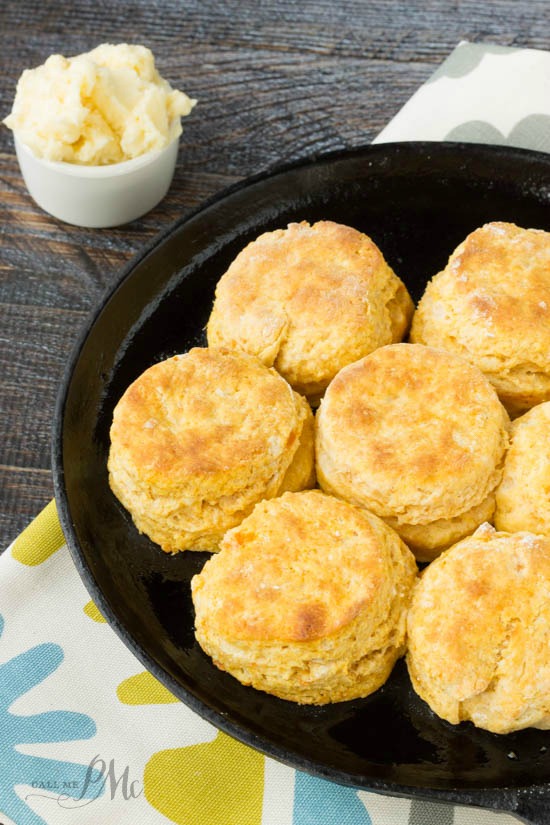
[1,0,549,69]
[0,304,87,471]
[0,466,53,550]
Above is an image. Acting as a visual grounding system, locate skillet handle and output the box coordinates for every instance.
[512,789,550,825]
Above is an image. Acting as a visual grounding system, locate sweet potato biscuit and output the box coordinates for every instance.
[108,347,315,553]
[207,220,413,404]
[316,343,509,561]
[407,524,550,734]
[495,401,550,536]
[191,490,417,704]
[410,221,550,417]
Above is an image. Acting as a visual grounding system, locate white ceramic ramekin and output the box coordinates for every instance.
[14,135,179,228]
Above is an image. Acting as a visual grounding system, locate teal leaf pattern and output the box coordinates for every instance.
[0,614,104,825]
[293,771,372,825]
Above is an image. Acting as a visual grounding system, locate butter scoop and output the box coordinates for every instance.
[3,43,196,165]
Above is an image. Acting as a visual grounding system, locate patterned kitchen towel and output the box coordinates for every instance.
[0,502,521,825]
[2,40,549,825]
[374,40,550,150]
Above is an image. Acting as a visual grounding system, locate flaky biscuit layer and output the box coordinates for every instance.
[108,347,314,552]
[192,490,417,704]
[316,343,509,557]
[386,490,496,563]
[411,221,550,416]
[407,524,550,733]
[207,220,413,404]
[495,401,550,536]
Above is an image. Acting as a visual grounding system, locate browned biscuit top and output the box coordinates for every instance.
[407,525,550,731]
[441,222,550,336]
[410,222,550,414]
[191,489,414,643]
[110,347,305,496]
[495,400,550,535]
[207,220,413,398]
[316,343,509,523]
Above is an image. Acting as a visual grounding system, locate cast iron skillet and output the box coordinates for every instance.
[53,142,550,824]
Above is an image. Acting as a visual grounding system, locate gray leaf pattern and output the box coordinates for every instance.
[445,114,550,152]
[426,42,523,84]
[409,798,454,824]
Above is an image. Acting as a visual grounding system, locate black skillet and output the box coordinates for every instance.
[53,142,550,824]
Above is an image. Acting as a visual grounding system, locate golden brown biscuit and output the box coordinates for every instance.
[191,490,417,704]
[407,524,550,734]
[316,343,509,561]
[495,401,550,536]
[207,220,413,404]
[108,347,314,553]
[410,221,550,417]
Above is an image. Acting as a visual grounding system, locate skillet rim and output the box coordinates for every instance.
[51,140,550,818]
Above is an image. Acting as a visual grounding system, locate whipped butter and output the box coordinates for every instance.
[3,44,196,165]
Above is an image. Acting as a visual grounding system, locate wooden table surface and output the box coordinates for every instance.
[1,0,549,549]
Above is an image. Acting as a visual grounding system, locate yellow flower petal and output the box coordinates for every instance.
[144,732,264,825]
[11,500,65,565]
[117,671,178,705]
[83,600,106,623]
